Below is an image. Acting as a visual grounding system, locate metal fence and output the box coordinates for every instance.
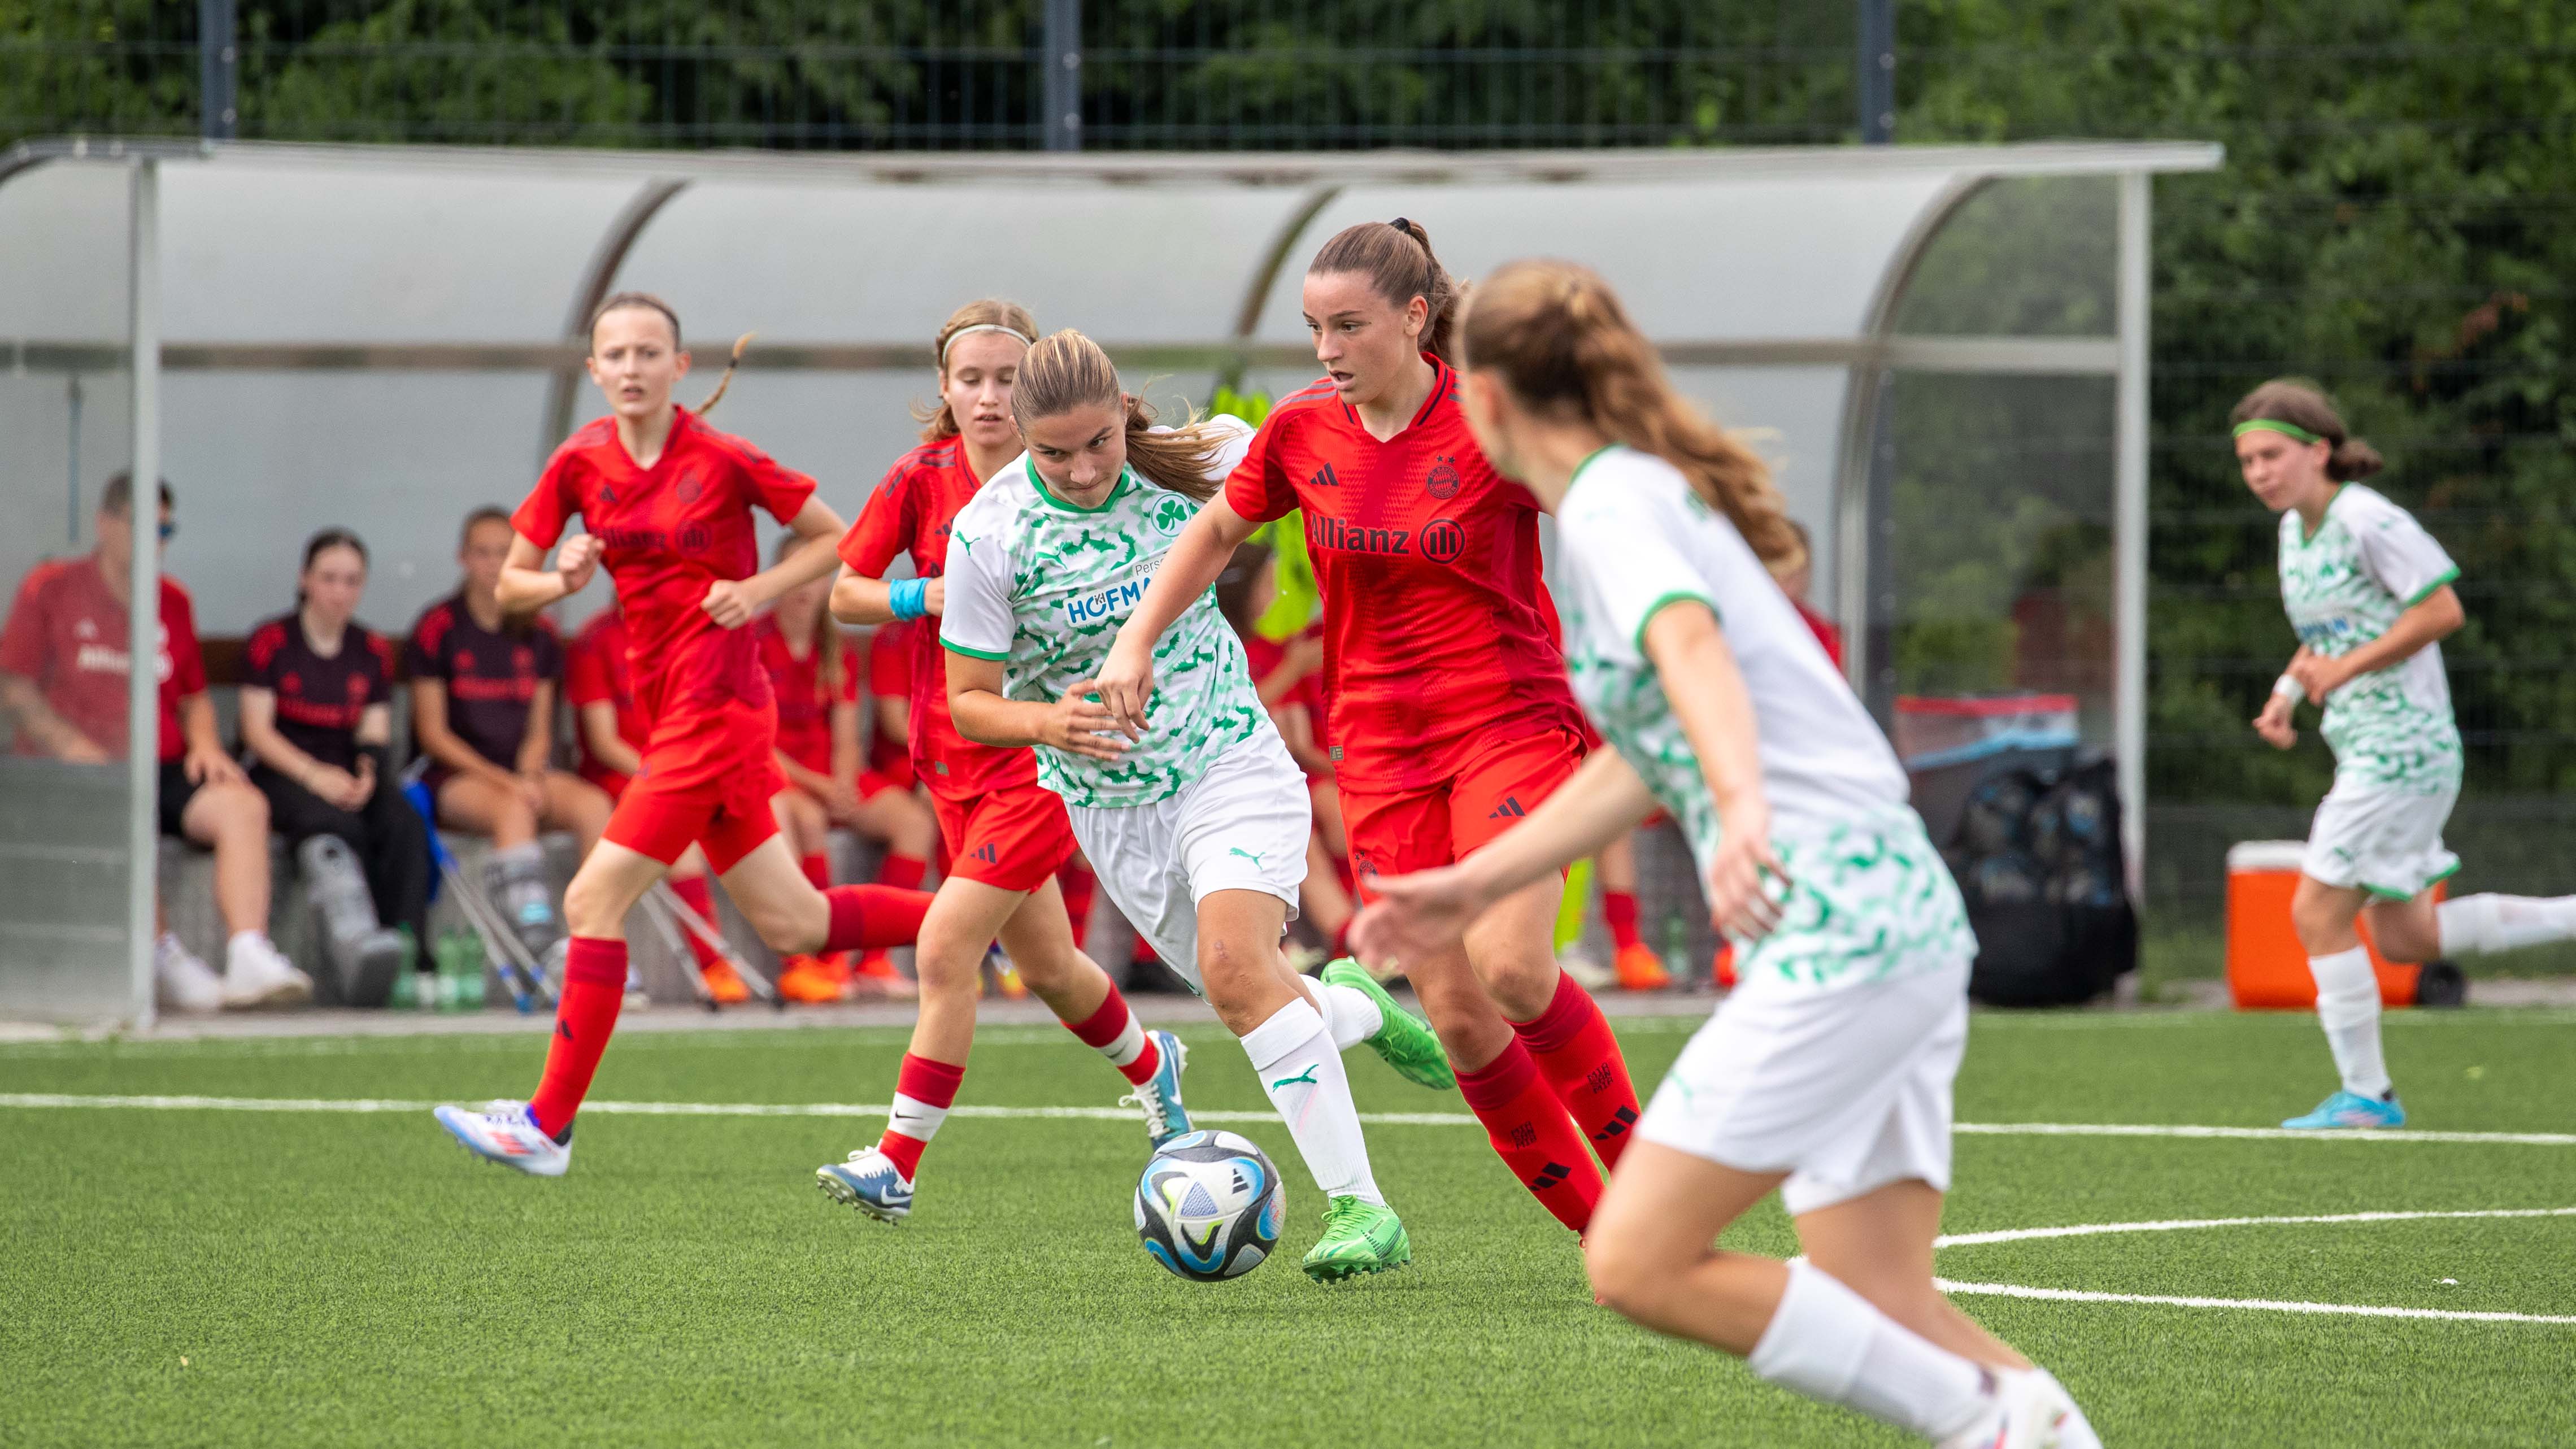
[13,6,2572,935]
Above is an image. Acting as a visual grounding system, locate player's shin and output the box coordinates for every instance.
[1511,971,1644,1167]
[528,936,629,1138]
[1456,1039,1602,1233]
[823,884,933,951]
[1746,1261,1996,1441]
[1243,998,1383,1205]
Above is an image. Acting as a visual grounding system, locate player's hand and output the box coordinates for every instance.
[310,763,364,811]
[1348,865,1483,977]
[185,742,245,787]
[2252,693,2298,750]
[921,578,946,618]
[1095,637,1156,734]
[555,533,602,595]
[2287,650,2352,707]
[700,578,759,629]
[1706,790,1790,943]
[821,777,864,819]
[1043,680,1134,761]
[516,767,549,813]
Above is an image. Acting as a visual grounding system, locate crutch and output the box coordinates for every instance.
[643,881,783,1009]
[633,884,719,1012]
[402,776,558,1012]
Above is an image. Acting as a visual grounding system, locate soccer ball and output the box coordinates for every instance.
[1133,1129,1284,1282]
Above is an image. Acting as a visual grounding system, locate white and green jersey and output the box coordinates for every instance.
[940,417,1267,808]
[1555,445,1972,994]
[2277,484,2462,794]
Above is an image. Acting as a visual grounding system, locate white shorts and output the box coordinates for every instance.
[1637,960,1969,1217]
[1065,728,1309,996]
[2303,774,2461,900]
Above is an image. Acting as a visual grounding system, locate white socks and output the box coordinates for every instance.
[2307,946,2391,1098]
[2437,894,2576,957]
[1242,998,1383,1206]
[1302,977,1384,1051]
[1747,1261,1992,1441]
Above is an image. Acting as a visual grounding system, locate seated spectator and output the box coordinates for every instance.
[408,507,609,966]
[1216,541,1355,963]
[567,598,751,1003]
[0,472,306,1010]
[864,617,919,796]
[754,544,936,1002]
[241,529,429,1006]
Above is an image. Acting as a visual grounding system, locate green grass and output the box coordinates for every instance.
[5,1009,2575,1446]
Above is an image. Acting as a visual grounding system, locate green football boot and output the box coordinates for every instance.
[1302,1195,1412,1283]
[1320,957,1455,1091]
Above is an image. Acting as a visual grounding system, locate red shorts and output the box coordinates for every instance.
[931,780,1077,894]
[777,768,907,807]
[1341,727,1586,902]
[603,709,786,874]
[581,765,633,801]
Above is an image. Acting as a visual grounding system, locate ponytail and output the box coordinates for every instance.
[1457,259,1800,568]
[916,299,1039,442]
[694,332,754,417]
[1012,329,1234,503]
[2228,378,2384,482]
[1308,217,1464,364]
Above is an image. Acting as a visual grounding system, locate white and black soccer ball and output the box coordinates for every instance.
[1133,1129,1284,1282]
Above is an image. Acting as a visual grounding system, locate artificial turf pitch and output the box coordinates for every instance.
[5,1007,2572,1446]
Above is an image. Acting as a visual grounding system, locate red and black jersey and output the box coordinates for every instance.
[837,436,1036,801]
[0,557,204,763]
[1225,356,1587,791]
[512,405,816,734]
[865,621,916,787]
[244,612,395,771]
[752,613,856,777]
[406,591,562,769]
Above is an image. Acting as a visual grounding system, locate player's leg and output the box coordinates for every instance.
[1798,1181,2024,1369]
[537,770,612,858]
[759,787,849,1002]
[845,775,937,892]
[1345,779,1604,1233]
[177,773,307,998]
[2286,871,2402,1128]
[660,843,748,1002]
[1453,730,1647,1172]
[440,772,557,958]
[1596,828,1672,990]
[1299,828,1356,960]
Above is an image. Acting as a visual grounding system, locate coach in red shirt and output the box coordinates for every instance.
[0,473,308,1011]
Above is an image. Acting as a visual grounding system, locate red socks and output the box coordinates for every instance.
[665,876,725,971]
[1066,986,1160,1086]
[824,884,932,952]
[1513,971,1644,1168]
[1602,890,1643,952]
[878,853,928,892]
[1457,1039,1601,1233]
[801,852,833,890]
[878,1052,965,1180]
[529,937,629,1138]
[1059,861,1097,948]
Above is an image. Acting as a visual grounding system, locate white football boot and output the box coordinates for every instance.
[1938,1368,2084,1449]
[433,1099,572,1177]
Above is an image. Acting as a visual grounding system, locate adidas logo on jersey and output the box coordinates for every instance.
[1487,797,1526,820]
[971,843,999,864]
[1308,463,1340,489]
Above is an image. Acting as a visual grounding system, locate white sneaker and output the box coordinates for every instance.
[1938,1369,2082,1449]
[221,932,314,1009]
[154,932,224,1013]
[433,1099,572,1177]
[2028,1370,2100,1449]
[1556,946,1615,992]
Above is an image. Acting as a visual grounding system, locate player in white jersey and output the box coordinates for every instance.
[938,329,1453,1282]
[1353,263,2097,1448]
[2236,378,2576,1130]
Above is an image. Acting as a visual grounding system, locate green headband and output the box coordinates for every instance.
[2233,419,2324,445]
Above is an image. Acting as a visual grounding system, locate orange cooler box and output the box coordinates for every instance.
[2225,840,2432,1009]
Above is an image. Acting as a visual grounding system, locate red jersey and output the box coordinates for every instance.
[837,436,1038,800]
[1241,626,1329,782]
[865,621,916,786]
[565,606,645,772]
[0,558,203,763]
[513,406,816,736]
[1224,358,1587,791]
[752,614,856,777]
[1792,597,1846,668]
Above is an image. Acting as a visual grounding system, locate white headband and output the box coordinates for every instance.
[941,322,1034,365]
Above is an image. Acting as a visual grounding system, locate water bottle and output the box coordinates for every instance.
[1661,912,1690,986]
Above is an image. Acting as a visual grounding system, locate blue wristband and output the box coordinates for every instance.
[889,578,928,621]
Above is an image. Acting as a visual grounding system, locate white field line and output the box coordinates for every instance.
[1934,1279,2576,1326]
[1937,1204,2576,1250]
[4,1093,2575,1146]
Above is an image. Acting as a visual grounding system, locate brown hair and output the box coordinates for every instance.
[2228,378,2384,481]
[99,471,172,516]
[916,299,1039,443]
[1307,217,1463,364]
[772,532,844,697]
[459,505,512,547]
[1459,259,1801,568]
[1011,330,1233,503]
[586,290,752,417]
[295,527,368,608]
[1213,541,1274,637]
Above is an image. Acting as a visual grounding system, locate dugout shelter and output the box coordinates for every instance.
[0,136,2220,1024]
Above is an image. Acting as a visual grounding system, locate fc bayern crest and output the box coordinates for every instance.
[676,472,704,504]
[1425,455,1462,500]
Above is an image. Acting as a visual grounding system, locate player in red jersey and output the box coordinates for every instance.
[1213,541,1354,960]
[753,534,936,1002]
[862,619,918,791]
[433,293,934,1176]
[565,598,749,1002]
[816,299,1187,1223]
[1100,219,1643,1235]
